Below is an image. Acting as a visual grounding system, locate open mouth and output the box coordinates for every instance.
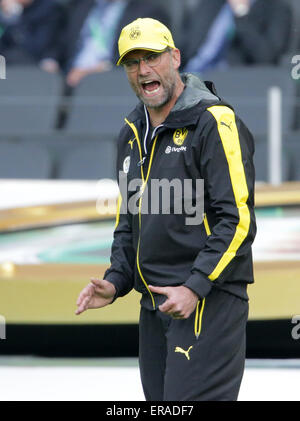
[141,80,161,96]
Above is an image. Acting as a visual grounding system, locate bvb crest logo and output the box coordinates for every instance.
[129,26,141,40]
[173,128,188,146]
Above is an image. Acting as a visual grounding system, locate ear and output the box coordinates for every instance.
[170,48,181,71]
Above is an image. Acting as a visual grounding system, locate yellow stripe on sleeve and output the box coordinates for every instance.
[207,106,251,281]
[114,194,122,229]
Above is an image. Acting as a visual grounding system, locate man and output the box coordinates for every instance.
[46,0,170,86]
[0,0,63,67]
[75,18,256,401]
[181,0,292,71]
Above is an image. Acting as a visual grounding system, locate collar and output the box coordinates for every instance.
[126,72,223,128]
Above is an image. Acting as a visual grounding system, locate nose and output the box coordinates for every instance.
[138,58,151,75]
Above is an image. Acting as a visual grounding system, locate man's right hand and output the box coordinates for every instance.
[75,278,116,315]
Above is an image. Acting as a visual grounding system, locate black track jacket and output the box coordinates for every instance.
[104,73,256,310]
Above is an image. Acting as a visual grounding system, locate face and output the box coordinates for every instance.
[123,48,181,110]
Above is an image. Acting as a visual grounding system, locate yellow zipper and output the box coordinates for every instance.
[125,118,157,309]
[125,118,145,181]
[194,298,205,339]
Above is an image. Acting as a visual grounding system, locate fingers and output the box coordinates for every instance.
[160,305,184,319]
[148,285,169,296]
[76,278,103,305]
[75,278,114,316]
[89,278,109,293]
[149,285,183,318]
[158,296,189,319]
[90,278,116,298]
[159,298,185,319]
[90,277,103,287]
[75,278,98,315]
[159,299,173,314]
[155,285,199,319]
[76,283,94,306]
[75,295,91,315]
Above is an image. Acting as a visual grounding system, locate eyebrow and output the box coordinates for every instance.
[123,51,161,62]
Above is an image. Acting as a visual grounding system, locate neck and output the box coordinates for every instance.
[147,76,185,127]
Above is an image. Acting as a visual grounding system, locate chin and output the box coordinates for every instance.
[142,95,170,109]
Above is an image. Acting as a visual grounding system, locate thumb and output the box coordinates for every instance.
[90,277,104,288]
[148,285,169,296]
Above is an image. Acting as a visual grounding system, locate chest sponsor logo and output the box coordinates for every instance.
[165,145,186,154]
[123,155,130,173]
[173,128,188,146]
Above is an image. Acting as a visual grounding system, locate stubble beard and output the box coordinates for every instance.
[130,70,177,110]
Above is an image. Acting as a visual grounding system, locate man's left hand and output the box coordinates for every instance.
[148,285,199,319]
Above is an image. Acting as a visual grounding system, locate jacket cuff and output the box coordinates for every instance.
[104,271,131,302]
[184,272,213,299]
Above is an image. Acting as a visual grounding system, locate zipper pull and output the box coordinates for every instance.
[137,156,146,167]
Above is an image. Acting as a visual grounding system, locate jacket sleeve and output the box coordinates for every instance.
[103,130,135,300]
[184,105,256,298]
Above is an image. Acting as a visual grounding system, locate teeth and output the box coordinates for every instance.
[142,81,160,95]
[145,87,160,94]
